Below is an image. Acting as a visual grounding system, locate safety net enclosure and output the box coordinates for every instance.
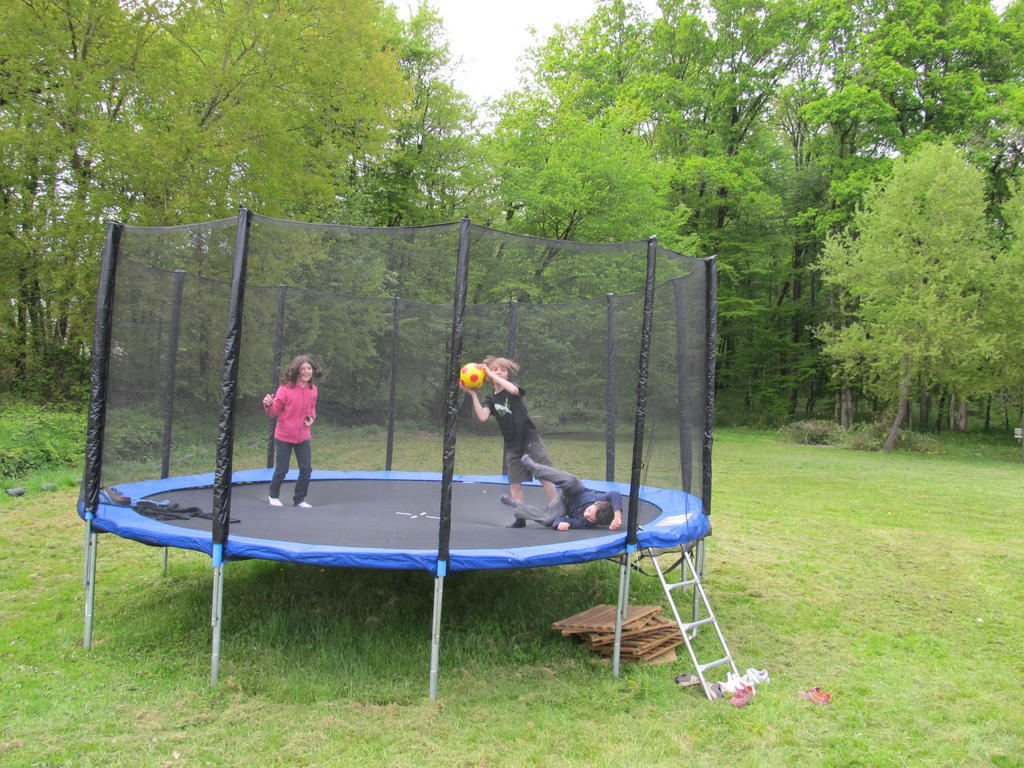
[79,210,717,692]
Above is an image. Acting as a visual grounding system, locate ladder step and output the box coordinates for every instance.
[667,578,699,590]
[647,546,737,686]
[698,656,732,673]
[681,617,714,631]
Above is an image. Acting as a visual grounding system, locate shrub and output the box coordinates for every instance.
[0,402,86,478]
[838,423,884,451]
[777,420,840,445]
[103,408,168,458]
[893,430,942,454]
[778,419,945,454]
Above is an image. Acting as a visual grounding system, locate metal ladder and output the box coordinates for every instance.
[647,546,739,700]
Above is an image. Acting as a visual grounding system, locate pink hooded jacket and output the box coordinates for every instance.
[264,383,317,443]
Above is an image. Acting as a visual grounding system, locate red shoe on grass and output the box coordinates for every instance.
[730,683,755,708]
[797,687,831,705]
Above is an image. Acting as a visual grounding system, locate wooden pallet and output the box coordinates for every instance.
[553,604,684,663]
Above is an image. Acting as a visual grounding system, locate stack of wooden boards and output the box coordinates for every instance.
[551,604,683,663]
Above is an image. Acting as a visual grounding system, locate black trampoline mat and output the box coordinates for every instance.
[139,478,660,551]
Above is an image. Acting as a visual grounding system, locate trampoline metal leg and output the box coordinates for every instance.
[83,524,98,649]
[428,575,444,700]
[162,546,169,576]
[210,564,224,687]
[612,551,633,678]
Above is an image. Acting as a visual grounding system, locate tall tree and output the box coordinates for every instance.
[356,2,486,230]
[0,0,408,397]
[988,180,1024,449]
[817,142,997,450]
[650,0,815,420]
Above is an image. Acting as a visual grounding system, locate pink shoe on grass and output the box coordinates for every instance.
[797,687,831,705]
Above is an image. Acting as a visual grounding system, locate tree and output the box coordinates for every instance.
[989,181,1024,453]
[817,142,997,450]
[0,0,408,397]
[485,93,686,302]
[356,2,487,230]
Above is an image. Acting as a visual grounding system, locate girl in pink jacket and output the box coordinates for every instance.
[263,355,320,507]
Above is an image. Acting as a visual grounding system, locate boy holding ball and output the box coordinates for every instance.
[461,356,557,525]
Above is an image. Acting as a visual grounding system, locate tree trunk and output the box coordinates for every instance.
[883,361,911,453]
[948,392,957,432]
[805,381,817,416]
[839,376,854,428]
[958,398,968,432]
[919,394,930,430]
[882,396,909,453]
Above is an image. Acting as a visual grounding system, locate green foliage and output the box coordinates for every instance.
[3,0,1024,435]
[489,96,683,257]
[356,3,488,228]
[101,407,169,462]
[777,419,841,446]
[778,419,944,454]
[0,401,85,478]
[0,0,409,399]
[817,142,999,422]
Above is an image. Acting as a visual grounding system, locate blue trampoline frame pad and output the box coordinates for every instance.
[79,470,709,574]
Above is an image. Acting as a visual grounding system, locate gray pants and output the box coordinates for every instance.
[512,458,582,525]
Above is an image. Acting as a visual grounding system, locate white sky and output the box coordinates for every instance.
[395,0,1014,109]
[395,0,662,107]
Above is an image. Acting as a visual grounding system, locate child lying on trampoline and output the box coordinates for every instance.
[501,455,623,532]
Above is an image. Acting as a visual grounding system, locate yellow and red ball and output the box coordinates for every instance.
[460,363,487,390]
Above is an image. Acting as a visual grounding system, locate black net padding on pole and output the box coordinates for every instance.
[673,278,693,494]
[437,218,472,566]
[82,221,123,515]
[212,208,253,547]
[625,237,658,547]
[701,255,718,517]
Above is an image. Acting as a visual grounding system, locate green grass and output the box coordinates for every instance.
[1,428,1022,767]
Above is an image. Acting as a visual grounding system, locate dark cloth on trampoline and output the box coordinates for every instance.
[133,499,238,524]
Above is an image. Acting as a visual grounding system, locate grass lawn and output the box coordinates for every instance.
[1,428,1021,767]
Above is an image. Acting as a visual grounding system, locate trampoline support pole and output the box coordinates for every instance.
[210,560,224,687]
[83,521,98,649]
[428,573,444,700]
[612,547,634,678]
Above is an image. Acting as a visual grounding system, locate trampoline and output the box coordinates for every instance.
[80,211,717,696]
[88,470,710,572]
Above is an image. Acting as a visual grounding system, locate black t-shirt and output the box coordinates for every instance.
[484,387,540,450]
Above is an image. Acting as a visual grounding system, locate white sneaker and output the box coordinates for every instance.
[296,501,312,508]
[721,671,759,695]
[268,496,283,507]
[719,672,746,694]
[745,668,770,684]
